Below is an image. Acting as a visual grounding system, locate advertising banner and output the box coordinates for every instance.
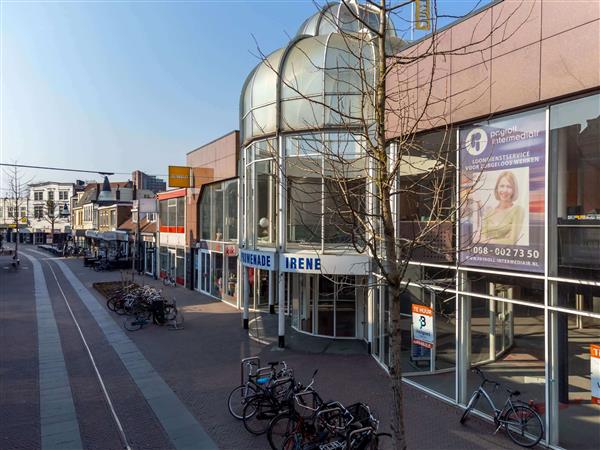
[592,344,600,405]
[411,304,434,349]
[459,110,546,273]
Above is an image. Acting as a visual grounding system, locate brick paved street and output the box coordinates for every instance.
[0,245,524,449]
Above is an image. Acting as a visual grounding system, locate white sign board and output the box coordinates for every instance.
[240,249,276,270]
[280,253,369,275]
[592,344,600,405]
[136,198,158,214]
[412,304,434,349]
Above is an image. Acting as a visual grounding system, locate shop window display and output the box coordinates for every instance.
[555,314,599,449]
[551,94,600,281]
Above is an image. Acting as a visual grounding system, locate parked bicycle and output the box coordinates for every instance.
[228,357,293,420]
[163,270,177,287]
[460,367,543,448]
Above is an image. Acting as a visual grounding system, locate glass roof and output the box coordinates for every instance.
[296,0,397,39]
[240,1,402,146]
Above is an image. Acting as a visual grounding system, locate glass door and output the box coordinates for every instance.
[200,251,210,294]
[336,276,356,337]
[168,249,176,278]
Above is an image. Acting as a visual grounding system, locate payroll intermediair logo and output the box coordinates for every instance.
[464,128,488,156]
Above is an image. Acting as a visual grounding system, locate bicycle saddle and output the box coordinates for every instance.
[267,361,279,366]
[507,389,521,396]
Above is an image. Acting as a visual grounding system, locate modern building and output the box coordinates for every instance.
[132,170,167,194]
[236,1,599,448]
[187,131,240,306]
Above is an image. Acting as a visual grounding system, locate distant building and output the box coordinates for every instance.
[28,181,82,244]
[132,170,166,194]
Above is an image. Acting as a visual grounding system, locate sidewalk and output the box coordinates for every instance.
[60,254,520,449]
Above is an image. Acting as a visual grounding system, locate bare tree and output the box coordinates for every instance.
[43,199,58,244]
[3,163,33,262]
[248,0,533,447]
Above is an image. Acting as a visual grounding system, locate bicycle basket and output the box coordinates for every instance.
[346,403,374,428]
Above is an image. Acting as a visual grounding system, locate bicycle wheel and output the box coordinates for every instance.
[124,315,143,331]
[503,404,543,448]
[243,396,278,435]
[227,384,257,420]
[267,412,300,450]
[460,391,480,424]
[107,297,117,312]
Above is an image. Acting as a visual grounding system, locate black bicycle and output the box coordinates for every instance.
[460,367,543,448]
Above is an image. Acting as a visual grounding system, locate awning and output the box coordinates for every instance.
[100,231,129,242]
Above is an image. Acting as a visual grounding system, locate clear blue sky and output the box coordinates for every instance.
[1,0,490,188]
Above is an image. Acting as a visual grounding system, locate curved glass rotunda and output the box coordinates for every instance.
[239,0,403,340]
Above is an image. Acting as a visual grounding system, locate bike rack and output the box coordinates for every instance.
[241,356,260,385]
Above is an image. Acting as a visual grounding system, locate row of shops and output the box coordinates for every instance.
[101,2,599,448]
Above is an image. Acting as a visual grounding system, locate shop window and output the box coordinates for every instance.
[552,282,600,315]
[176,197,185,229]
[176,248,185,285]
[159,246,168,278]
[225,180,238,241]
[287,155,322,245]
[399,130,456,263]
[317,276,335,336]
[211,184,224,241]
[211,252,223,298]
[554,313,599,450]
[466,272,544,305]
[200,187,211,240]
[551,94,600,281]
[225,255,237,299]
[389,281,457,399]
[465,301,546,420]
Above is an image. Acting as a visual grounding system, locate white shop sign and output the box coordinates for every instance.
[280,253,369,275]
[240,249,276,270]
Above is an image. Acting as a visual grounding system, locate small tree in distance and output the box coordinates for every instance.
[44,199,58,244]
[3,163,33,262]
[251,0,534,447]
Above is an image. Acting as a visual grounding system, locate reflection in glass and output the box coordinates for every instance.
[551,94,600,280]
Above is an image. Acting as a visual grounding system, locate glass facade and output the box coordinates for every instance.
[196,178,239,304]
[238,3,598,446]
[368,92,600,449]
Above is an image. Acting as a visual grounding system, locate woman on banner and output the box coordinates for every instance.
[481,171,525,245]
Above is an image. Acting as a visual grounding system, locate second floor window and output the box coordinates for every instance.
[48,191,54,201]
[59,191,68,200]
[34,191,43,201]
[34,206,44,219]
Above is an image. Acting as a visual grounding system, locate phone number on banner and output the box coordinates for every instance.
[472,246,540,259]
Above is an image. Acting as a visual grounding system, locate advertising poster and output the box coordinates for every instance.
[459,110,546,273]
[412,304,434,349]
[592,344,600,405]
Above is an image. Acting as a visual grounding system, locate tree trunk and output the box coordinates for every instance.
[389,286,407,449]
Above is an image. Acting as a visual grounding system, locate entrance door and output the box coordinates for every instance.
[168,249,176,278]
[200,251,210,294]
